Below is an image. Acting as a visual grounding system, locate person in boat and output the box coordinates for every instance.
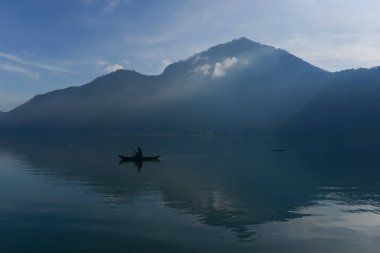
[134,147,144,159]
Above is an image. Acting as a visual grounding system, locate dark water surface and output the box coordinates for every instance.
[1,135,380,252]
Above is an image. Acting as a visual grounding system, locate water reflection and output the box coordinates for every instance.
[119,158,161,171]
[119,159,144,170]
[1,134,380,251]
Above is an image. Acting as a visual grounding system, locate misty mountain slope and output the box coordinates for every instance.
[280,67,380,136]
[146,37,331,132]
[2,70,166,131]
[0,37,331,134]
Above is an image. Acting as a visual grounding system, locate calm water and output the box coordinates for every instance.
[1,135,380,252]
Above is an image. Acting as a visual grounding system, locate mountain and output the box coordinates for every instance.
[279,67,380,137]
[0,37,331,134]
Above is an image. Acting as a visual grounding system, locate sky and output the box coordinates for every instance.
[1,0,380,111]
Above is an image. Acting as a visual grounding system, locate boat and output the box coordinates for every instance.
[118,155,160,162]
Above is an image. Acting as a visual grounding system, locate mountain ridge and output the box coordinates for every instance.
[279,67,380,137]
[1,37,378,136]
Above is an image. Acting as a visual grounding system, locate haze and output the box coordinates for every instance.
[1,0,380,111]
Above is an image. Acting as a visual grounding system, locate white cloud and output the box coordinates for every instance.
[212,57,238,78]
[212,62,225,77]
[102,0,121,14]
[104,64,124,73]
[83,0,133,15]
[0,52,70,73]
[195,64,211,75]
[223,57,238,69]
[120,0,380,73]
[0,63,40,80]
[194,57,239,77]
[192,55,209,65]
[279,33,380,71]
[162,59,172,69]
[97,60,108,66]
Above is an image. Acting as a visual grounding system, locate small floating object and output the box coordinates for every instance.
[118,155,160,162]
[271,149,285,152]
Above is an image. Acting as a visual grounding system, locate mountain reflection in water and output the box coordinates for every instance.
[1,135,380,252]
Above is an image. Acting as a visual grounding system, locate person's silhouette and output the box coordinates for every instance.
[134,147,143,158]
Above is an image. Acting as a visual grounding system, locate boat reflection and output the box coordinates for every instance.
[1,134,380,245]
[118,155,161,170]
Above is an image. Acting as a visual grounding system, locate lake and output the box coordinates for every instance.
[1,134,380,252]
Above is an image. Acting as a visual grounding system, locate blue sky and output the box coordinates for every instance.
[1,0,380,111]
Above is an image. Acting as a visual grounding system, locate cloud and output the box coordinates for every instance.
[192,55,209,65]
[0,63,40,80]
[280,33,380,71]
[212,57,238,78]
[104,64,124,73]
[212,62,225,78]
[162,59,172,69]
[102,0,121,13]
[193,57,239,77]
[223,57,238,69]
[97,60,108,66]
[195,64,211,75]
[0,52,70,73]
[85,0,132,14]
